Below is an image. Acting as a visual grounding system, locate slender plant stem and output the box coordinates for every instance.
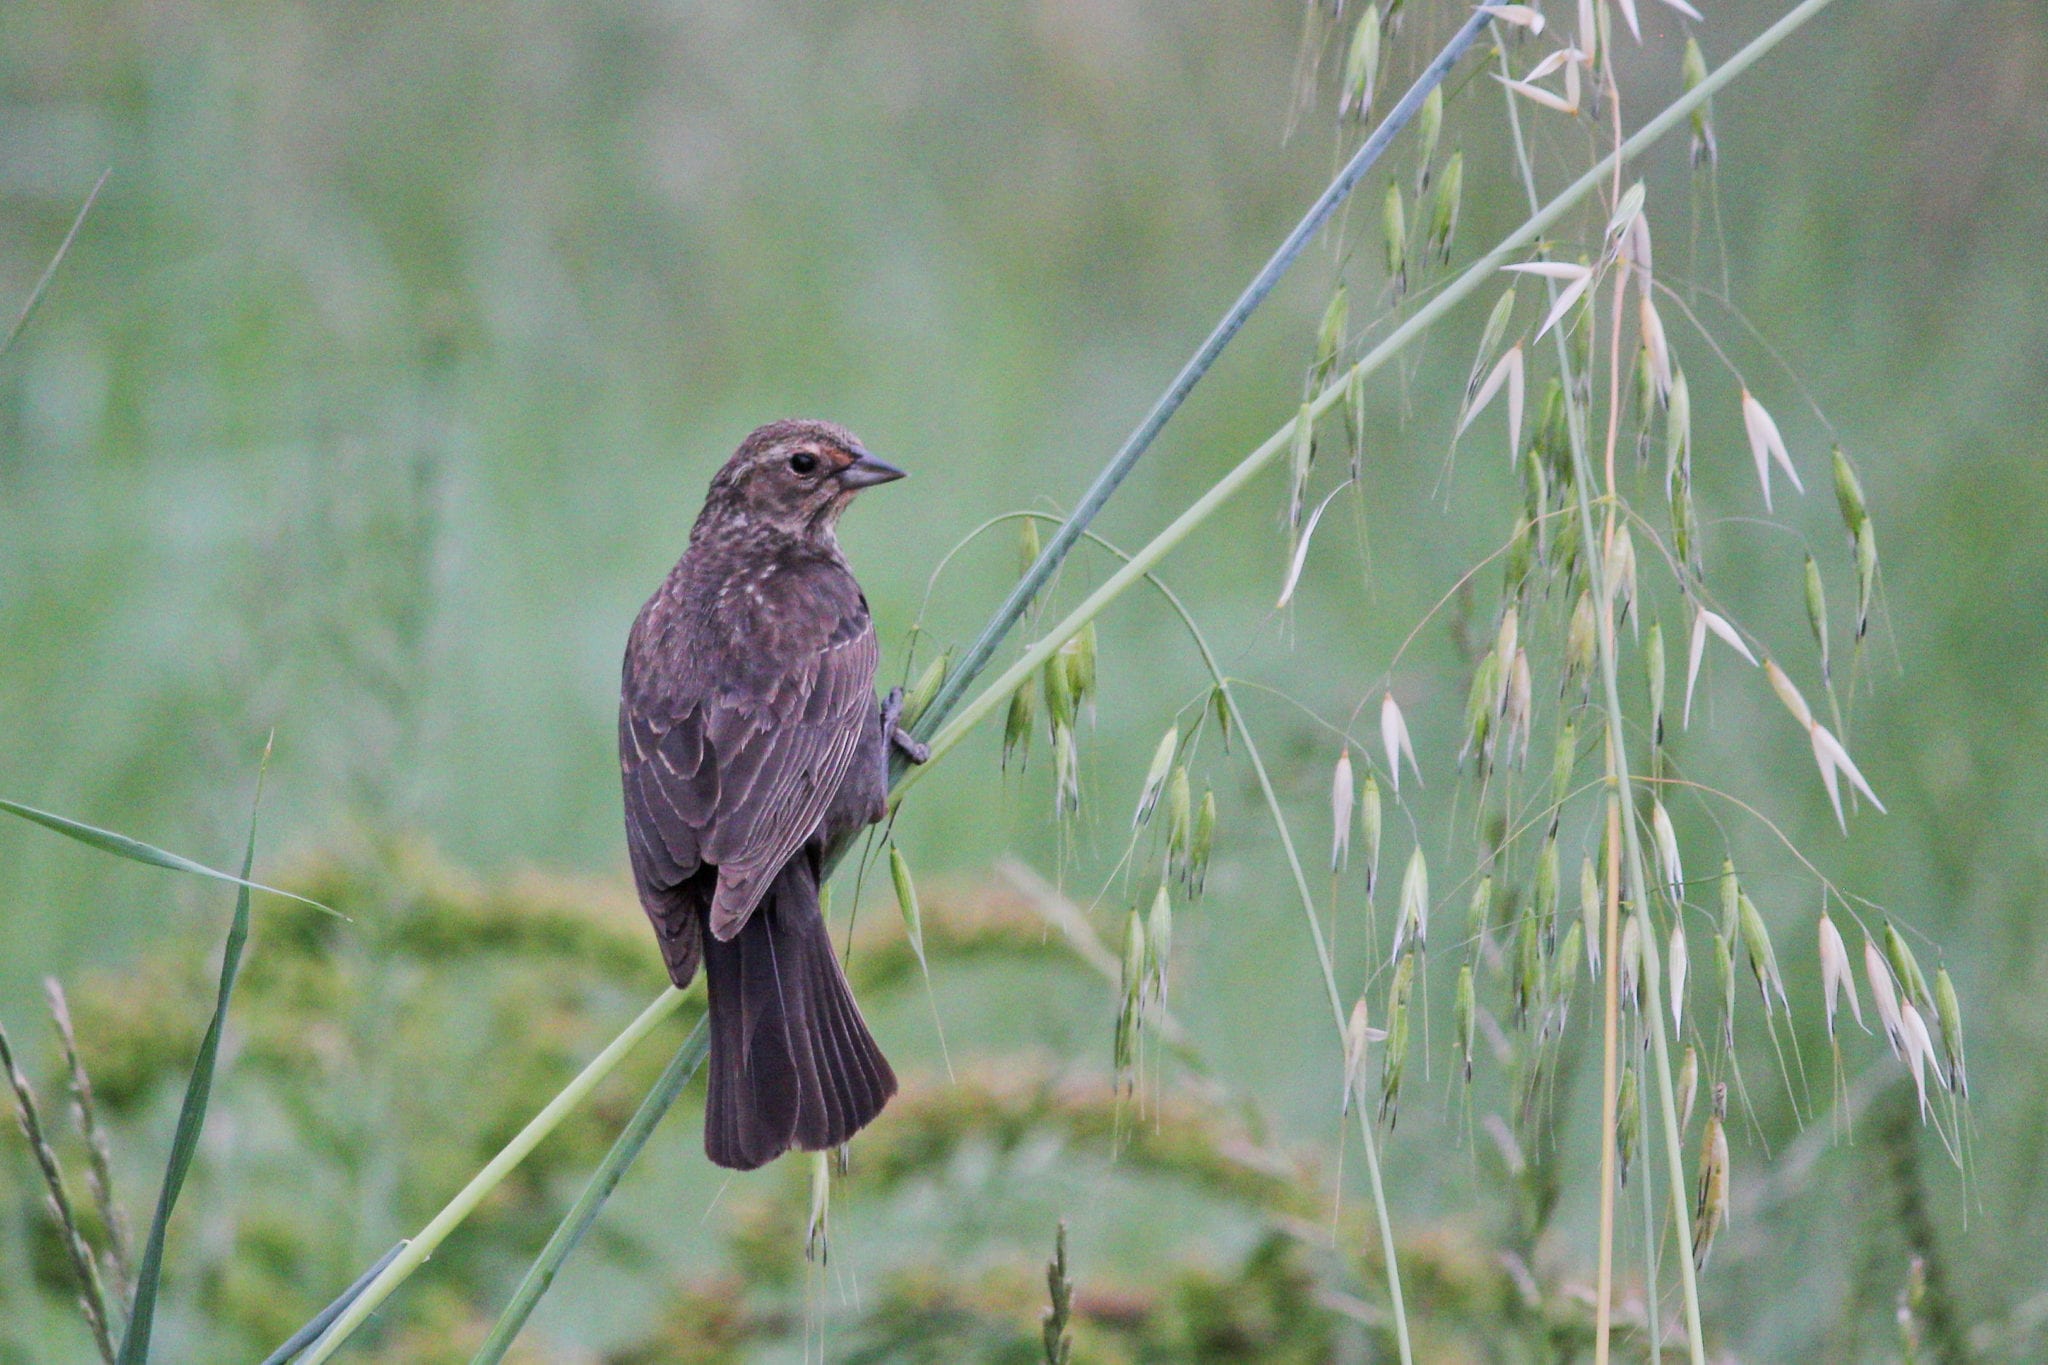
[1598,784,1623,1360]
[468,1022,708,1364]
[294,987,691,1365]
[257,1243,405,1365]
[905,8,1493,758]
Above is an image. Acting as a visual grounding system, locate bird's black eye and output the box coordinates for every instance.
[788,451,819,476]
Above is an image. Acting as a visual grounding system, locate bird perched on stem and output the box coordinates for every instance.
[620,419,923,1169]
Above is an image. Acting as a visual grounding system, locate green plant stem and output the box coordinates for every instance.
[907,8,1493,758]
[258,1242,405,1365]
[468,1022,707,1363]
[914,0,1840,786]
[294,987,692,1365]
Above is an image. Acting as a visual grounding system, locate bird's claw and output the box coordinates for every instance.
[882,687,930,764]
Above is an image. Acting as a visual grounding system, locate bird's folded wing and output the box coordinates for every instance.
[622,597,878,939]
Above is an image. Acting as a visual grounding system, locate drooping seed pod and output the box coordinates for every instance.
[1359,772,1383,899]
[1416,85,1443,189]
[1883,922,1933,1013]
[1383,182,1407,295]
[1462,650,1500,770]
[1115,906,1146,1082]
[1677,1043,1700,1133]
[1739,893,1789,1017]
[1609,523,1638,632]
[1342,994,1387,1113]
[1467,289,1520,403]
[1645,620,1667,748]
[1341,5,1382,121]
[806,1150,831,1263]
[1515,907,1544,1029]
[1505,649,1534,769]
[1165,766,1192,863]
[1467,874,1494,953]
[1714,932,1737,1053]
[1185,789,1216,897]
[1651,800,1684,908]
[1053,722,1081,817]
[1619,913,1643,1015]
[1381,692,1420,793]
[1380,952,1415,1125]
[1549,718,1577,831]
[1693,1084,1730,1269]
[890,845,926,967]
[1669,919,1690,1034]
[1865,934,1906,1058]
[1900,1002,1941,1119]
[1933,967,1968,1099]
[1804,555,1831,683]
[1553,920,1583,1031]
[1146,884,1173,1008]
[1855,517,1878,641]
[1566,591,1597,695]
[1065,623,1098,721]
[1832,446,1868,536]
[1210,685,1232,753]
[1018,516,1043,577]
[1427,151,1462,265]
[1818,912,1864,1039]
[1455,963,1477,1082]
[1313,283,1349,390]
[1534,837,1559,947]
[1392,845,1429,963]
[1042,650,1074,732]
[1003,684,1035,770]
[1330,747,1355,872]
[1133,725,1179,829]
[1717,859,1741,941]
[1682,36,1717,167]
[1616,1065,1640,1187]
[1665,368,1693,493]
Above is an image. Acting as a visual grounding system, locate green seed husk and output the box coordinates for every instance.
[1645,620,1667,747]
[1933,967,1968,1098]
[890,845,926,964]
[1455,962,1477,1082]
[1832,446,1868,534]
[1004,684,1035,770]
[1855,517,1878,640]
[1580,855,1603,976]
[1617,1065,1641,1186]
[1884,922,1933,1013]
[1134,725,1179,828]
[1804,554,1831,682]
[1380,952,1415,1124]
[1383,182,1407,294]
[1360,772,1383,899]
[1739,892,1789,1016]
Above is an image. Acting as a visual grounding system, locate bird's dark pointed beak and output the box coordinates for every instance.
[837,449,906,489]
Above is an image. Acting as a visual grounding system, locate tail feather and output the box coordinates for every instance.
[703,858,897,1170]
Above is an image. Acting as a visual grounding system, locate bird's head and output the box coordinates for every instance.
[695,418,905,544]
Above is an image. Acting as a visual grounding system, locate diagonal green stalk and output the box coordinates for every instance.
[467,1021,708,1364]
[293,987,692,1364]
[119,752,269,1364]
[257,1242,406,1365]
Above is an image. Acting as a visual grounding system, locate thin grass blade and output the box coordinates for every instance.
[0,798,339,918]
[257,1242,406,1365]
[116,765,266,1364]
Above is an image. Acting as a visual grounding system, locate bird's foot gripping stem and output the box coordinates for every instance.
[882,687,930,764]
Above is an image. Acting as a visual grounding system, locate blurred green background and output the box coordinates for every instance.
[3,0,2045,1359]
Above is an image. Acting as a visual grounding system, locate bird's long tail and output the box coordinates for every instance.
[702,857,897,1170]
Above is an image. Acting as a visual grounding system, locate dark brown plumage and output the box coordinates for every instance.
[620,418,917,1170]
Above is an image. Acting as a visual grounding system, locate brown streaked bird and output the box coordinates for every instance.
[620,418,924,1170]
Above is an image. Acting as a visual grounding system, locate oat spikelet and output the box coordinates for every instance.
[1818,912,1864,1038]
[1133,726,1178,828]
[1693,1084,1730,1270]
[1380,691,1420,793]
[1329,747,1355,872]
